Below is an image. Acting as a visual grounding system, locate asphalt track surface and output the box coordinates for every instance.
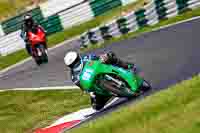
[0,18,200,90]
[64,18,200,132]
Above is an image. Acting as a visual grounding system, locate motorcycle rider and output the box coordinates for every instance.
[64,50,138,111]
[20,13,47,55]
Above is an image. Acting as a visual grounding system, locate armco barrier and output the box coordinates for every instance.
[0,0,138,56]
[188,0,200,8]
[89,0,122,16]
[79,0,200,48]
[40,0,85,18]
[40,15,63,35]
[0,31,25,56]
[58,1,94,29]
[1,8,44,35]
[121,0,138,5]
[1,0,199,56]
[0,24,4,36]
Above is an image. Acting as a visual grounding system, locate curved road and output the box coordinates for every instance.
[0,18,200,90]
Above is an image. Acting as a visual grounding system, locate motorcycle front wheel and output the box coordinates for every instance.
[34,57,42,66]
[140,80,152,92]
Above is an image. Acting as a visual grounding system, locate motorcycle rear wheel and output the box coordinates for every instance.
[42,52,48,63]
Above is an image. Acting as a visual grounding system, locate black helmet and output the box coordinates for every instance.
[24,13,33,27]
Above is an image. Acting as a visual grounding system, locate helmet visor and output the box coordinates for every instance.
[70,56,83,74]
[25,18,33,27]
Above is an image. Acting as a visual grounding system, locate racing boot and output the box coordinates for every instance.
[90,92,111,111]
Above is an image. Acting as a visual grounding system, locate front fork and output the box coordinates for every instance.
[37,48,42,56]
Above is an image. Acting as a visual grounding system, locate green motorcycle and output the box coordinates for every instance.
[79,59,151,97]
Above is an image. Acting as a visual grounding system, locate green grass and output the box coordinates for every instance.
[81,7,200,52]
[0,89,90,133]
[68,75,200,133]
[0,49,27,70]
[0,0,46,21]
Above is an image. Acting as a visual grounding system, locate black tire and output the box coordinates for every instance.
[99,79,134,98]
[140,80,152,92]
[39,45,48,64]
[35,57,42,66]
[43,53,48,63]
[40,52,48,63]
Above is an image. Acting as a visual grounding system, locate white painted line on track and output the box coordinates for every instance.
[150,16,200,32]
[1,16,200,75]
[0,57,32,76]
[0,86,79,92]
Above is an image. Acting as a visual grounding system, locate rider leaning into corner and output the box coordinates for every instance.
[64,50,140,111]
[20,13,47,55]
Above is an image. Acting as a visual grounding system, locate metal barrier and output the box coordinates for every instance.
[58,1,94,29]
[1,0,200,56]
[0,25,4,37]
[0,0,139,56]
[0,30,25,56]
[79,0,200,48]
[39,0,85,17]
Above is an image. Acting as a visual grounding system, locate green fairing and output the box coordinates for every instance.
[80,60,144,96]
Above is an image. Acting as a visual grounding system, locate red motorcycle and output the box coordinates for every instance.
[28,27,48,65]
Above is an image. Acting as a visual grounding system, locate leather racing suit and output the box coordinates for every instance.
[70,51,137,110]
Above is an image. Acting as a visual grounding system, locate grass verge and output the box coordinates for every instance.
[0,49,27,70]
[69,75,200,133]
[0,0,147,71]
[0,0,46,22]
[0,89,90,133]
[81,7,200,52]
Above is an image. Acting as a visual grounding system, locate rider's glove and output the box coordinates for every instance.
[100,53,109,63]
[128,64,136,72]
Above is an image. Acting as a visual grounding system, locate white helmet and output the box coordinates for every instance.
[64,51,80,67]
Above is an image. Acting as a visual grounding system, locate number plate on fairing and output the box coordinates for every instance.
[82,69,94,81]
